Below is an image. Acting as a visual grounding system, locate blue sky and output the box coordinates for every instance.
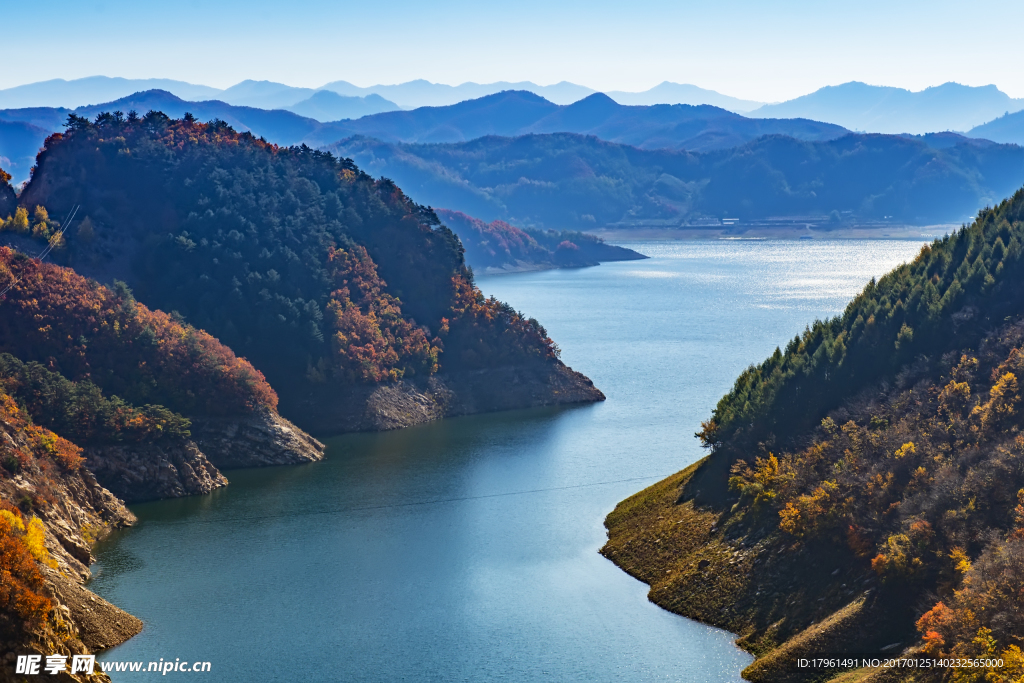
[7,0,1023,100]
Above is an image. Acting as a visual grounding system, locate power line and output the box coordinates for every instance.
[0,204,79,298]
[136,472,676,528]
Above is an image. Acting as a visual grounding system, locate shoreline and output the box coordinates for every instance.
[600,460,895,683]
[591,224,955,241]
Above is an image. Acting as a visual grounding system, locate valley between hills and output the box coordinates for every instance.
[2,74,1024,683]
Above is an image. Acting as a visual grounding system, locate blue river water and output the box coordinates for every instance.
[88,239,926,682]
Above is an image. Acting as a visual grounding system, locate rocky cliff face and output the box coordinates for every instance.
[2,335,590,681]
[84,440,227,503]
[0,406,326,682]
[444,362,606,417]
[0,417,139,683]
[282,361,605,435]
[80,409,324,503]
[190,407,325,469]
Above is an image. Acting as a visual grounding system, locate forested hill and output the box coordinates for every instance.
[435,208,645,272]
[0,89,394,185]
[604,188,1024,681]
[3,112,602,432]
[0,247,276,418]
[331,132,1024,228]
[0,245,324,659]
[697,188,1024,464]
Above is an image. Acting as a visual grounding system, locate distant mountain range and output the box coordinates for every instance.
[969,110,1024,146]
[752,82,1024,134]
[4,76,1024,135]
[2,85,1022,230]
[285,91,397,121]
[0,89,848,184]
[0,76,224,109]
[604,82,762,112]
[320,79,598,108]
[0,119,49,182]
[0,76,761,112]
[300,91,848,149]
[324,80,762,112]
[328,132,1024,228]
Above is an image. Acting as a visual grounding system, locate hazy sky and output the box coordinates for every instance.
[7,0,1023,101]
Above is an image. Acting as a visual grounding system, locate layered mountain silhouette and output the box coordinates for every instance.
[5,76,1024,135]
[213,79,318,109]
[0,119,49,182]
[320,79,598,108]
[0,91,318,183]
[0,76,767,112]
[752,81,1024,134]
[969,110,1024,146]
[285,91,398,121]
[0,89,848,184]
[2,86,1020,229]
[305,91,848,149]
[0,76,223,109]
[605,82,762,112]
[328,132,1024,228]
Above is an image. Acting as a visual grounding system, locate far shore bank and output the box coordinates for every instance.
[591,224,956,241]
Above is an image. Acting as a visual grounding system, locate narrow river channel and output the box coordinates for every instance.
[89,239,925,682]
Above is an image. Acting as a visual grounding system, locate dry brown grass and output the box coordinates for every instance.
[602,459,933,682]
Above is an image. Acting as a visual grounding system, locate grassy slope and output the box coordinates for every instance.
[603,188,1024,683]
[603,462,930,683]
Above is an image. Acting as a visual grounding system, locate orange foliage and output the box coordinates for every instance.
[0,248,276,415]
[917,602,951,654]
[325,244,439,382]
[442,275,559,369]
[0,392,82,473]
[25,424,82,471]
[0,504,52,628]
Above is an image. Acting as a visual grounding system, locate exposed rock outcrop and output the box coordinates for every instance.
[444,363,606,417]
[80,409,324,505]
[1,416,139,683]
[190,407,325,469]
[84,440,227,503]
[48,570,143,654]
[283,361,605,435]
[1,404,327,682]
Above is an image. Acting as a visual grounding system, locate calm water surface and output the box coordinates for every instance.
[89,239,926,682]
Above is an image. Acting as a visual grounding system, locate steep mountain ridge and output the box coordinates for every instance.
[0,394,140,683]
